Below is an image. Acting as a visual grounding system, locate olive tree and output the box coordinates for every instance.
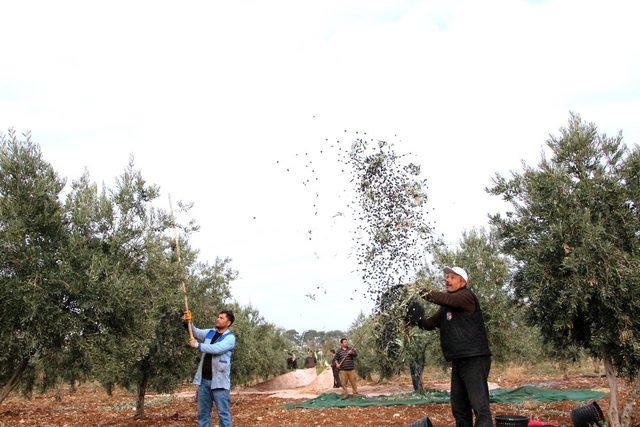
[65,162,235,418]
[488,114,640,427]
[0,131,70,403]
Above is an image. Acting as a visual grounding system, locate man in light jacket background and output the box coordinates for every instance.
[183,309,236,427]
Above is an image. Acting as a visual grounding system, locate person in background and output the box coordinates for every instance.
[286,352,298,370]
[304,349,317,368]
[329,349,341,388]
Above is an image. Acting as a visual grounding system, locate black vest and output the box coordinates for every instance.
[438,289,491,361]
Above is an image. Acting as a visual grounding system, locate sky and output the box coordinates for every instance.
[1,0,639,332]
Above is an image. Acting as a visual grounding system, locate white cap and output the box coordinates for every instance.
[443,266,468,283]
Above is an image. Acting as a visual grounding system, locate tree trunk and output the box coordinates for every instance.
[620,376,640,427]
[409,358,425,392]
[604,353,621,427]
[134,374,148,419]
[0,357,30,405]
[54,381,62,402]
[558,359,569,380]
[592,357,601,375]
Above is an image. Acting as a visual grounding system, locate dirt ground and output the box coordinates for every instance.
[0,363,634,426]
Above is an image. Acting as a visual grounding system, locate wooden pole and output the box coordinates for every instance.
[169,194,194,341]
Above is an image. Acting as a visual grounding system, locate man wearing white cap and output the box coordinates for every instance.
[410,266,492,427]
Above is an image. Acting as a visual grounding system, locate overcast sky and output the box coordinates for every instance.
[1,0,639,332]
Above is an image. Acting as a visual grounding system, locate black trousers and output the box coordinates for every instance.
[450,355,493,427]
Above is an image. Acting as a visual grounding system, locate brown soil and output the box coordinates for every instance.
[0,365,635,426]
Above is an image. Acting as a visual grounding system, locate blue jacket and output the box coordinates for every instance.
[192,326,236,390]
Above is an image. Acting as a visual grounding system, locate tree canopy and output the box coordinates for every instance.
[0,130,289,417]
[488,114,640,426]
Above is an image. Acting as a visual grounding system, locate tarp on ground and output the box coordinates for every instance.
[284,386,607,409]
[251,368,318,391]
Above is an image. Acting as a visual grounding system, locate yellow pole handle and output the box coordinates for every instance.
[169,194,195,342]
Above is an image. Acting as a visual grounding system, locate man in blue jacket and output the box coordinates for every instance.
[183,309,236,427]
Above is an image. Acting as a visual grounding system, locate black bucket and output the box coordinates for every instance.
[495,414,529,427]
[570,401,604,427]
[406,416,433,427]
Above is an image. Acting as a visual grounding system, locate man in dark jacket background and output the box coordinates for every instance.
[409,266,492,427]
[303,350,317,368]
[329,349,341,388]
[286,352,298,370]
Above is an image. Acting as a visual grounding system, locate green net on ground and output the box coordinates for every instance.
[490,386,606,403]
[283,386,607,409]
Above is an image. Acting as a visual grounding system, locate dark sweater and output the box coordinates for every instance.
[418,287,476,330]
[201,331,222,380]
[304,355,317,368]
[334,347,358,371]
[418,287,491,361]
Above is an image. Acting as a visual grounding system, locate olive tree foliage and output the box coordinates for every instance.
[64,161,234,418]
[428,228,544,363]
[404,328,441,392]
[0,131,70,403]
[318,330,347,363]
[346,313,379,381]
[0,131,241,415]
[64,163,178,415]
[228,304,291,385]
[301,329,344,352]
[488,114,640,427]
[344,309,440,387]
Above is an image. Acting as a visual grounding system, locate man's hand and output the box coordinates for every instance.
[189,338,199,348]
[182,310,193,323]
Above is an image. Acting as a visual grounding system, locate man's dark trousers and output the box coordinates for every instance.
[450,355,492,427]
